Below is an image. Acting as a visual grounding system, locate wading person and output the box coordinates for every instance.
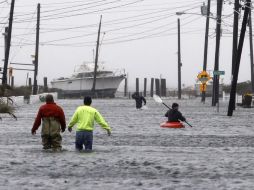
[31,94,66,151]
[132,92,146,109]
[68,96,111,151]
[165,103,186,122]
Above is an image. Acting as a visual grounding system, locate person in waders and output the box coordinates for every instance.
[165,103,186,122]
[68,96,111,152]
[132,92,146,109]
[31,94,66,151]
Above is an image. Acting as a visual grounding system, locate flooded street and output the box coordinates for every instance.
[0,98,254,190]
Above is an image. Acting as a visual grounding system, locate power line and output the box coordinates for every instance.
[15,0,149,22]
[11,1,204,37]
[0,0,99,8]
[104,15,199,42]
[13,1,204,35]
[10,9,37,63]
[103,16,203,45]
[12,0,109,18]
[43,0,109,14]
[55,13,174,31]
[18,11,176,35]
[35,13,194,43]
[0,0,7,4]
[12,15,203,47]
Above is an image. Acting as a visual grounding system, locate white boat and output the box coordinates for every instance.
[51,62,126,98]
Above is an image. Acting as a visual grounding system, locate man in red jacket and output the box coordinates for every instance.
[31,94,66,151]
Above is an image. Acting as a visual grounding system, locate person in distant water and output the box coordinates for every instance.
[31,94,66,151]
[68,96,111,152]
[132,92,146,109]
[165,103,186,122]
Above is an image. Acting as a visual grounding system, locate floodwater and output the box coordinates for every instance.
[0,98,254,190]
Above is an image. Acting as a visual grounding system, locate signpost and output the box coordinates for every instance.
[213,70,225,112]
[200,83,207,92]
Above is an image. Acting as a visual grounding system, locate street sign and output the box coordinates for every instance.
[197,71,211,84]
[213,70,225,75]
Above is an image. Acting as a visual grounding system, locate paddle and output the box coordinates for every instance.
[153,95,193,127]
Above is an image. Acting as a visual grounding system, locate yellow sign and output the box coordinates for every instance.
[197,71,211,84]
[200,83,207,92]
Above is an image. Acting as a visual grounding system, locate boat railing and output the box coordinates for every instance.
[113,68,126,77]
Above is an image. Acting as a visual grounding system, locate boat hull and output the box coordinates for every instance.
[56,88,117,98]
[51,76,125,98]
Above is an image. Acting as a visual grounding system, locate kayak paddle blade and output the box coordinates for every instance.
[153,95,163,104]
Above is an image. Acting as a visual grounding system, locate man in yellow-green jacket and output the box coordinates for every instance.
[68,96,111,151]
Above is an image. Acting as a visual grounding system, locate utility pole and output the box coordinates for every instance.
[3,27,8,54]
[2,0,15,85]
[201,0,211,103]
[33,3,40,95]
[249,8,254,92]
[230,0,240,109]
[177,18,182,99]
[212,0,223,106]
[232,0,240,76]
[1,27,8,80]
[91,15,102,96]
[228,0,251,116]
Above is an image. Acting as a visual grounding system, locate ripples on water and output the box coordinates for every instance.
[0,98,254,189]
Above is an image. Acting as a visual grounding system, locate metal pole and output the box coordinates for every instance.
[33,3,40,95]
[201,0,211,103]
[212,0,223,106]
[228,0,251,116]
[2,0,15,85]
[178,18,182,99]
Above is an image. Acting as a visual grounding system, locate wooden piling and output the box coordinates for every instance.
[43,77,48,92]
[143,78,147,97]
[161,78,166,97]
[136,78,139,93]
[124,78,127,97]
[155,78,160,96]
[150,78,154,97]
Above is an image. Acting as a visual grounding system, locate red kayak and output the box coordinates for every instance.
[160,122,185,128]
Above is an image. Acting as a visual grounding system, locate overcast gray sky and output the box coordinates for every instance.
[0,0,253,90]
